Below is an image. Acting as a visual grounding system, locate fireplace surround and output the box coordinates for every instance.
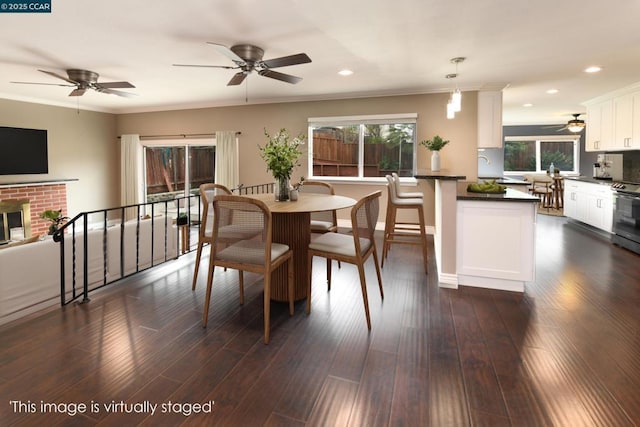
[0,199,31,241]
[0,180,73,238]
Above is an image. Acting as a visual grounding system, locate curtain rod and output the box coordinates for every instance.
[118,131,241,140]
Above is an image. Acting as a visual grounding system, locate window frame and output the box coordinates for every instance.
[503,134,581,176]
[307,113,418,183]
[142,137,216,201]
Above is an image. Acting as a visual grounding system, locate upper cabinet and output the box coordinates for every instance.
[477,91,503,148]
[584,84,640,151]
[585,100,613,151]
[613,91,640,150]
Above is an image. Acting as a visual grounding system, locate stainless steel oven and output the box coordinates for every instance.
[613,190,640,255]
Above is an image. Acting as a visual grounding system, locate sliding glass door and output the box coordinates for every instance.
[144,141,215,203]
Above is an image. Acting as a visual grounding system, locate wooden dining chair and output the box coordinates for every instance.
[302,180,341,270]
[301,181,339,233]
[306,191,383,330]
[202,194,294,344]
[531,179,554,209]
[191,183,232,290]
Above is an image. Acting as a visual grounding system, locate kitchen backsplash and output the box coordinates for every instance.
[611,150,640,183]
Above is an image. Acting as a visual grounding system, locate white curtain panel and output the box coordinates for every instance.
[215,131,239,190]
[120,134,144,220]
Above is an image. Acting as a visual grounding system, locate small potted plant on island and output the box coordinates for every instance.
[420,135,450,172]
[40,209,69,236]
[259,128,305,201]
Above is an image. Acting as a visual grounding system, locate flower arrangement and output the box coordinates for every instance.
[258,128,305,180]
[420,135,450,151]
[40,209,69,235]
[293,176,305,190]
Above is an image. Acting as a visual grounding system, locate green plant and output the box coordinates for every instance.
[40,209,69,235]
[177,212,189,225]
[293,176,305,190]
[258,128,305,180]
[420,135,450,151]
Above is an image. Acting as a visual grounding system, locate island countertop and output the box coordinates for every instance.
[415,170,466,181]
[457,182,539,202]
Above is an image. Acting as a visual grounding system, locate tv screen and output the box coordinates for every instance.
[0,126,48,175]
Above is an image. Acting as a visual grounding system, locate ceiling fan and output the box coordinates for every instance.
[11,69,136,97]
[174,43,311,86]
[546,113,586,133]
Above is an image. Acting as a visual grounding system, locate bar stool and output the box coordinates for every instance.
[382,174,428,274]
[391,172,424,199]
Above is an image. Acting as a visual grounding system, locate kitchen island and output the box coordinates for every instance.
[456,182,539,292]
[416,173,539,292]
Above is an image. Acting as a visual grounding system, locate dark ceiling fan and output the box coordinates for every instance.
[174,42,311,86]
[545,113,586,133]
[11,69,136,97]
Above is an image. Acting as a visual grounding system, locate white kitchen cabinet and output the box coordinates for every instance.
[613,91,640,149]
[584,84,640,151]
[563,180,613,232]
[477,91,503,148]
[586,100,613,151]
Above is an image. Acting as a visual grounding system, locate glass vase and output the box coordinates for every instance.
[275,177,290,201]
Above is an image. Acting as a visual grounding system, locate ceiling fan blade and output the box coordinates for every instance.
[69,88,86,97]
[39,69,78,84]
[258,69,302,84]
[94,87,137,98]
[97,81,135,89]
[227,72,247,86]
[11,81,75,87]
[261,53,311,69]
[173,63,237,69]
[207,42,244,63]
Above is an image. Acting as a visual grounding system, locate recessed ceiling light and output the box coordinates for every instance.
[584,66,602,73]
[338,69,353,76]
[523,103,533,107]
[546,89,559,94]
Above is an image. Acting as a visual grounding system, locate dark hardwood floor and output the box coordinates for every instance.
[1,214,639,426]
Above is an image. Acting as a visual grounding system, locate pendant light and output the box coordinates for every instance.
[445,57,466,119]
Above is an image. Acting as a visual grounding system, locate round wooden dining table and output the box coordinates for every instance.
[243,192,356,301]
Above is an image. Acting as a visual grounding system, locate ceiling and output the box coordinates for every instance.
[2,0,640,125]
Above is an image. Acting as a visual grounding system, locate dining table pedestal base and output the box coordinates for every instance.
[270,211,310,302]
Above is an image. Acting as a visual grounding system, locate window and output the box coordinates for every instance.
[144,140,215,202]
[504,135,579,174]
[308,114,417,180]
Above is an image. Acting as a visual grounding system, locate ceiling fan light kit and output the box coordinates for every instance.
[566,113,586,132]
[445,57,465,119]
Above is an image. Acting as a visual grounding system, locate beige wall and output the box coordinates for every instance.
[117,92,479,225]
[0,92,479,225]
[0,99,118,215]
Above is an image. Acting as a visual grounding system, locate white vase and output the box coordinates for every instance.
[431,151,441,172]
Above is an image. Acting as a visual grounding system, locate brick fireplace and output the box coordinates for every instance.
[0,182,69,239]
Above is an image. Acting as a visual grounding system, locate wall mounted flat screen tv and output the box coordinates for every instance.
[0,126,48,175]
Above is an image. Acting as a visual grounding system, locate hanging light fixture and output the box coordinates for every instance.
[445,57,466,119]
[446,100,455,119]
[566,113,586,133]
